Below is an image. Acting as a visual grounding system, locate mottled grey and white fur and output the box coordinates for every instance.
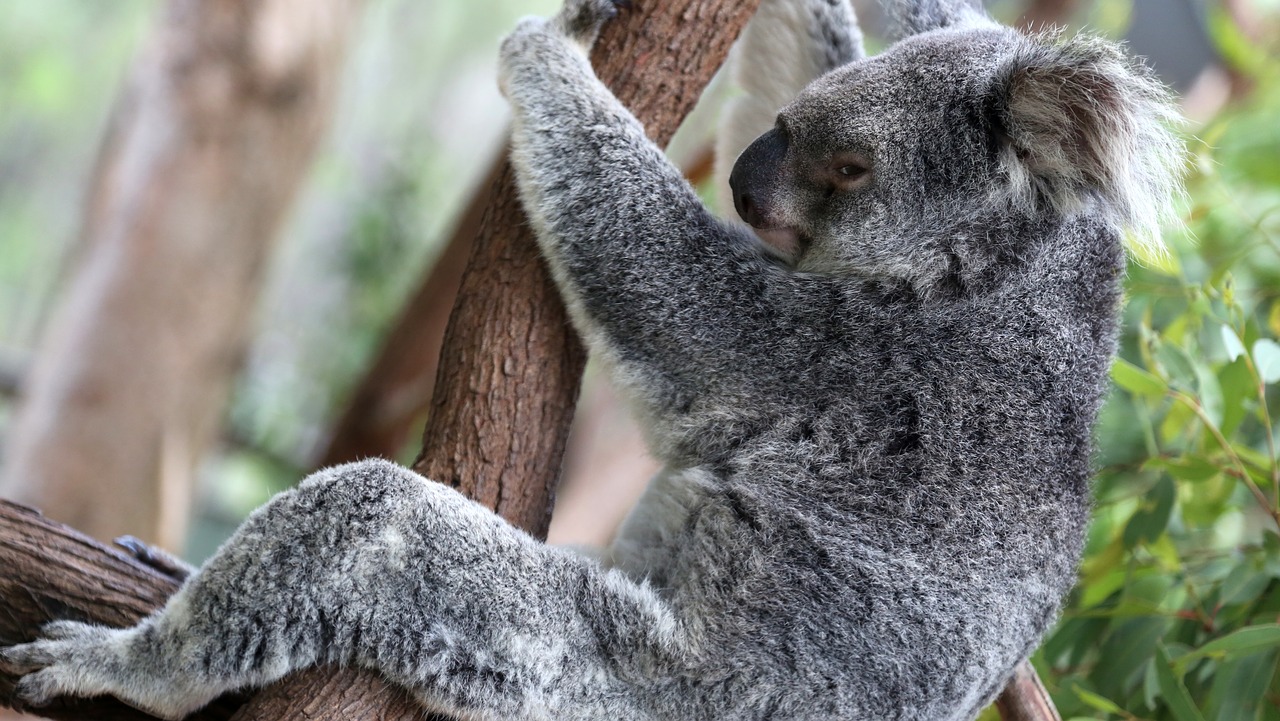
[1,0,1182,719]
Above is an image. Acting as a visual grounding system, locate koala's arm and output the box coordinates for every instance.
[0,460,686,720]
[715,0,864,198]
[501,3,833,446]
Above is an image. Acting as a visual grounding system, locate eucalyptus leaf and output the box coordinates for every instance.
[1155,644,1207,721]
[1157,343,1198,388]
[1205,650,1277,721]
[1123,477,1177,549]
[1145,456,1221,483]
[1072,685,1126,716]
[1218,357,1254,438]
[1093,618,1169,700]
[1221,325,1247,362]
[1194,362,1225,429]
[1254,339,1280,384]
[1176,625,1280,669]
[1112,359,1168,397]
[1218,563,1272,608]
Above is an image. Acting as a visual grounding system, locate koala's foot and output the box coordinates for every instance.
[1,620,217,720]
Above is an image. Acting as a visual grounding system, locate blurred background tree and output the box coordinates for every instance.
[0,0,1278,719]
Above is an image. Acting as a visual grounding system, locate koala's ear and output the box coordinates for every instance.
[991,34,1185,254]
[888,0,991,38]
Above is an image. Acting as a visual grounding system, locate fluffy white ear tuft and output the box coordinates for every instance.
[993,33,1186,257]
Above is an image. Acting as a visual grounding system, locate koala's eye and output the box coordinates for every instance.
[827,155,872,190]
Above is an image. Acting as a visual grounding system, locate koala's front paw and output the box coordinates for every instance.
[557,0,628,48]
[497,0,625,98]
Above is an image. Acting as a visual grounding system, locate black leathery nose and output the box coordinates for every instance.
[729,127,789,228]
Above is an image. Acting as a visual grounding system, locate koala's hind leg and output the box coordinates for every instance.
[0,463,391,719]
[2,460,685,720]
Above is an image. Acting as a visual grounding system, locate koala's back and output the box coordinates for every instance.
[608,224,1122,719]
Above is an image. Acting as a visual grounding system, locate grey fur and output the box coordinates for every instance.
[0,1,1183,719]
[887,0,989,38]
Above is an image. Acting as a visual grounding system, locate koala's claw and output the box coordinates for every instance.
[2,627,80,676]
[115,535,196,582]
[12,668,64,708]
[0,643,48,675]
[558,0,626,46]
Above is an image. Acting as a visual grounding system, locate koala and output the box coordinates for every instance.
[1,0,1182,719]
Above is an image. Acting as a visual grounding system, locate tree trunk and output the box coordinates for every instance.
[996,662,1063,721]
[315,156,500,468]
[0,0,363,550]
[316,139,713,472]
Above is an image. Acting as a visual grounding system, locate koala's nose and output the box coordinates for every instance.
[735,193,765,228]
[729,127,788,229]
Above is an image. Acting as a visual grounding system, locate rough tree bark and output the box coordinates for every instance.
[996,663,1063,721]
[0,0,364,550]
[316,156,501,468]
[315,145,715,471]
[0,2,1061,720]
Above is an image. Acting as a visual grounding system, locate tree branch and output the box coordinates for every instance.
[996,661,1063,721]
[316,156,501,468]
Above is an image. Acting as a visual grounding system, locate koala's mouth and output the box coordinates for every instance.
[752,226,808,261]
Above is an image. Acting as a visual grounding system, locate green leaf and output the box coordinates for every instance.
[1113,359,1168,398]
[1072,684,1127,716]
[1194,362,1224,429]
[1143,657,1161,712]
[1219,562,1272,608]
[1219,357,1255,438]
[1123,476,1177,549]
[1176,624,1280,670]
[1222,325,1248,362]
[1145,456,1221,483]
[1160,398,1197,447]
[1155,644,1207,721]
[1093,617,1169,699]
[1265,532,1280,578]
[1206,650,1278,721]
[1157,343,1198,388]
[1254,339,1280,384]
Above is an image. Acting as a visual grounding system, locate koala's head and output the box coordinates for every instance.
[729,11,1183,289]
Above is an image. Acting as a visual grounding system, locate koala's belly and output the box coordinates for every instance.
[605,460,1078,720]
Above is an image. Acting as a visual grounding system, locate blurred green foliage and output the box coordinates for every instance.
[0,1,156,349]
